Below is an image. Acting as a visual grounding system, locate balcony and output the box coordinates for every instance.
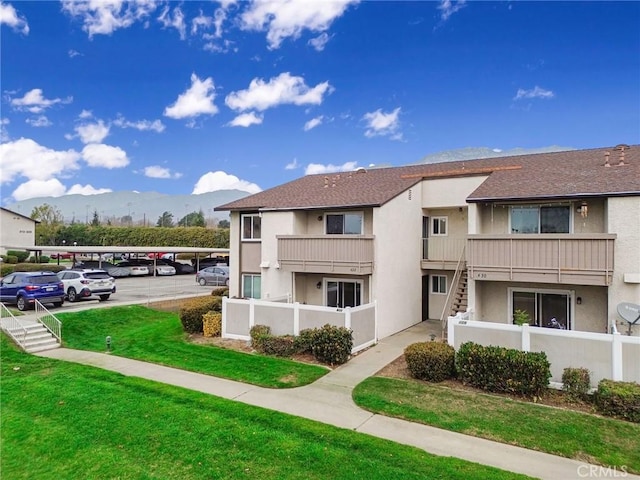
[277,235,374,274]
[421,237,467,270]
[467,234,616,286]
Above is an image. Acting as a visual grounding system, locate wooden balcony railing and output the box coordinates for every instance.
[277,235,374,274]
[467,234,616,286]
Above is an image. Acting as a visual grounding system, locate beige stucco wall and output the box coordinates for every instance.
[373,185,424,338]
[474,281,607,333]
[422,176,488,208]
[424,206,468,238]
[427,270,453,319]
[293,272,370,306]
[607,196,640,334]
[0,209,37,255]
[258,211,295,300]
[228,211,241,297]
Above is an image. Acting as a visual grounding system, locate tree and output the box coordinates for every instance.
[217,219,230,229]
[31,204,64,245]
[178,210,205,227]
[157,211,174,228]
[91,210,100,226]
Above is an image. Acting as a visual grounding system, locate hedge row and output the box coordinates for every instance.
[179,296,222,333]
[595,379,640,423]
[1,263,66,276]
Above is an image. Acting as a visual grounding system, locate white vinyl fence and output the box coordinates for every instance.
[447,314,640,387]
[222,296,377,354]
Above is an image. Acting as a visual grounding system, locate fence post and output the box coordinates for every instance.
[222,297,227,338]
[447,316,455,346]
[249,298,255,330]
[345,307,351,330]
[293,302,300,336]
[521,324,530,352]
[612,332,623,381]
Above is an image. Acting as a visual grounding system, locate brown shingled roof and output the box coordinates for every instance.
[215,145,640,212]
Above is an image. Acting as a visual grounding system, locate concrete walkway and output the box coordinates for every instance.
[36,321,638,480]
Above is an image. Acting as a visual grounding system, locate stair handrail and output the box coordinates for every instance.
[0,302,29,349]
[34,300,62,341]
[439,245,467,336]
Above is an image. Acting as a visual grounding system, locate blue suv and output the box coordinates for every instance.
[0,271,65,311]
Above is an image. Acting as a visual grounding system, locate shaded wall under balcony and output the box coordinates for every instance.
[277,235,374,274]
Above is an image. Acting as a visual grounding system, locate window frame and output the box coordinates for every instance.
[241,213,262,241]
[509,204,572,234]
[430,274,447,295]
[324,211,364,235]
[323,278,363,309]
[242,274,261,299]
[508,287,574,330]
[431,216,448,237]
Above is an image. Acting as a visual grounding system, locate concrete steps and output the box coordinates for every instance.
[5,323,60,353]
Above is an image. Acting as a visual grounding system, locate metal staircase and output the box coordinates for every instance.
[449,269,468,317]
[1,301,61,353]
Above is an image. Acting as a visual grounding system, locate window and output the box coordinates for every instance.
[431,275,447,294]
[431,217,447,236]
[326,213,363,234]
[326,280,362,308]
[510,205,570,234]
[242,274,261,299]
[511,288,572,329]
[242,214,261,240]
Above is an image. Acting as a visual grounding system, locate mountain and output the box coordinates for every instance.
[4,190,249,225]
[415,145,575,164]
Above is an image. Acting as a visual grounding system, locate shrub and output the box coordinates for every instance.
[456,342,551,398]
[202,311,222,337]
[260,335,297,357]
[7,250,29,263]
[179,296,221,334]
[3,255,18,264]
[311,324,353,366]
[562,367,591,401]
[39,255,50,263]
[250,324,271,351]
[12,263,66,273]
[405,341,456,382]
[1,264,15,276]
[595,379,640,423]
[294,328,316,354]
[211,287,229,297]
[513,309,531,326]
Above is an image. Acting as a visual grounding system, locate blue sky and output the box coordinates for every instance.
[1,0,639,205]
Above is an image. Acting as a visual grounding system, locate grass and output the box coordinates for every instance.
[57,305,328,388]
[0,336,531,480]
[353,376,640,473]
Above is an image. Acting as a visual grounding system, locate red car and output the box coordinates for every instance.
[50,252,73,259]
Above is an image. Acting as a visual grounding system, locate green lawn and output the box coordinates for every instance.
[0,336,530,480]
[353,376,640,473]
[58,305,328,388]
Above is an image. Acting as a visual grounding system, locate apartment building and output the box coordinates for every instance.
[216,144,640,339]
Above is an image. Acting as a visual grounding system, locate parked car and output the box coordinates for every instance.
[153,264,176,276]
[50,252,73,259]
[195,266,229,286]
[157,258,194,275]
[58,269,116,302]
[118,258,175,276]
[74,260,130,278]
[116,261,150,276]
[0,271,65,311]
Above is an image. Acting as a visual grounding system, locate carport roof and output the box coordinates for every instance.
[3,245,229,256]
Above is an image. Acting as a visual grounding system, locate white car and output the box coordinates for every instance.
[117,262,150,276]
[153,264,176,276]
[57,269,116,302]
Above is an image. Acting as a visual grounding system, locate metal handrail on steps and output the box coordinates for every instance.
[439,246,466,337]
[35,300,62,340]
[0,302,29,349]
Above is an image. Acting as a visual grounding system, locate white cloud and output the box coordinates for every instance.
[158,5,186,40]
[26,115,52,127]
[304,115,323,131]
[75,120,110,144]
[228,112,263,127]
[164,73,218,119]
[10,88,72,114]
[308,32,330,51]
[66,184,113,195]
[113,115,165,132]
[191,10,213,35]
[143,165,182,179]
[81,143,129,168]
[192,171,261,194]
[0,118,9,141]
[68,49,82,58]
[362,107,402,139]
[240,0,358,49]
[12,179,67,201]
[514,86,555,100]
[305,161,358,175]
[203,38,236,54]
[61,0,158,38]
[79,109,93,119]
[0,138,81,184]
[225,72,333,112]
[285,158,299,170]
[438,0,467,21]
[0,2,29,34]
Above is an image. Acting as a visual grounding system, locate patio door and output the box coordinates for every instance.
[511,289,571,329]
[326,280,362,308]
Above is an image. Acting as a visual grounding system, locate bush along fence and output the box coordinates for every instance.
[222,296,377,354]
[447,313,640,387]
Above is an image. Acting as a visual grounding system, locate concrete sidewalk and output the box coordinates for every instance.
[36,321,638,480]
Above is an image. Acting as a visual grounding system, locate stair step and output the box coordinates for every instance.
[27,343,61,353]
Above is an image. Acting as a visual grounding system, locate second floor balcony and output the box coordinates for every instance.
[277,235,374,274]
